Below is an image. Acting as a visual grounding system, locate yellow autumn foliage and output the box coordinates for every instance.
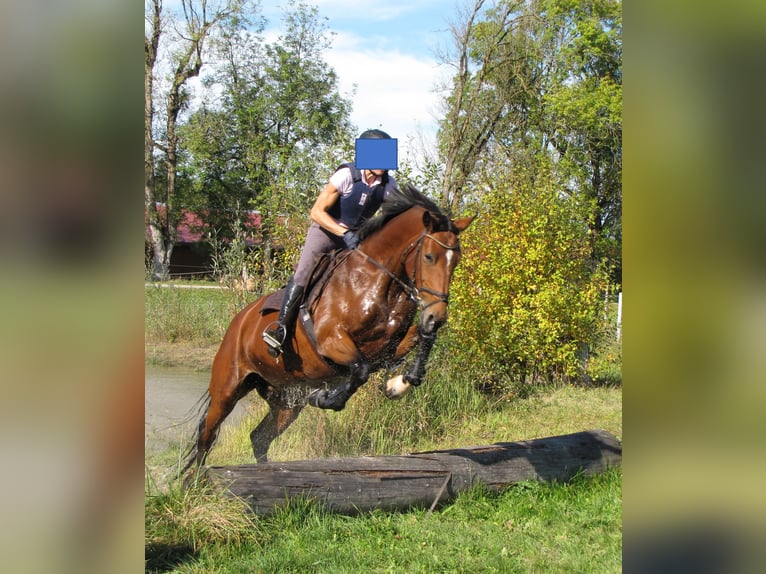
[449,164,614,386]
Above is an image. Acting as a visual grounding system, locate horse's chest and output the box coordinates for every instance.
[382,299,416,336]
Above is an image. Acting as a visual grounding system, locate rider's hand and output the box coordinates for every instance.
[343,230,359,249]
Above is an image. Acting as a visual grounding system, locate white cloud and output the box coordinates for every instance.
[251,1,456,163]
[314,0,446,22]
[325,31,447,162]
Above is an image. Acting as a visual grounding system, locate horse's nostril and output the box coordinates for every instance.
[421,310,445,333]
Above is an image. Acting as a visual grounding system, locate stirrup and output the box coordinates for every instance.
[262,321,285,357]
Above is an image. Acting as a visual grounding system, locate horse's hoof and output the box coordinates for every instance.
[308,388,346,411]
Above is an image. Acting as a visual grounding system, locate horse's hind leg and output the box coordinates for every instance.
[185,367,257,474]
[250,399,304,463]
[193,394,236,467]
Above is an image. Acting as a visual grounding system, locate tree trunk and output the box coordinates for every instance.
[145,0,163,279]
[148,223,173,280]
[205,429,621,515]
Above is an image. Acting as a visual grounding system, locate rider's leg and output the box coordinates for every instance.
[263,277,304,357]
[263,223,342,357]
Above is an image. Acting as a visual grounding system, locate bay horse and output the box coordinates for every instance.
[183,184,473,473]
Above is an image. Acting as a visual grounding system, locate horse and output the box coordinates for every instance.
[182,184,473,473]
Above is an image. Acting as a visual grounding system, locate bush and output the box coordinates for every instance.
[449,163,615,389]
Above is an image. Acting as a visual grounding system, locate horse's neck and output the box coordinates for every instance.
[363,209,422,271]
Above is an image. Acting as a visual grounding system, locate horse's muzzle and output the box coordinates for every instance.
[420,301,447,334]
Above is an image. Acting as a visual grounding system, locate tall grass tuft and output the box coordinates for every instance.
[145,470,261,554]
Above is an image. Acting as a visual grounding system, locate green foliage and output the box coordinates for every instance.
[541,0,623,271]
[438,0,622,278]
[450,163,614,387]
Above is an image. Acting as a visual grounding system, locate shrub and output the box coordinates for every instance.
[449,163,614,389]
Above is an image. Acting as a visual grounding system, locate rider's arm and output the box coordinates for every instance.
[310,182,348,237]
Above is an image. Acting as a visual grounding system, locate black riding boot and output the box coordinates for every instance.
[263,278,304,358]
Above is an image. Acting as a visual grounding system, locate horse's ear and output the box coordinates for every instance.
[452,215,475,233]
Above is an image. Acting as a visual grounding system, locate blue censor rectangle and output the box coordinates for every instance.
[355,138,398,170]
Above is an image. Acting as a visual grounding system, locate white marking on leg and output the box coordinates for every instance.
[384,375,411,400]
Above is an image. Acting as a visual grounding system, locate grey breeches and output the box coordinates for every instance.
[293,222,346,287]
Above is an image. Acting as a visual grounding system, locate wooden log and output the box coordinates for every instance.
[205,429,621,515]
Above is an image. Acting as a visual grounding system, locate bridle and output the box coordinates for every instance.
[356,229,461,312]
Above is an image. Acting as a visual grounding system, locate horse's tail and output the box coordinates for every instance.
[179,390,212,477]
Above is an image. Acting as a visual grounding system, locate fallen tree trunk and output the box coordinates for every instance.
[205,429,621,515]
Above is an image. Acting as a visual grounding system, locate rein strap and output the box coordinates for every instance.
[354,230,459,310]
[355,247,419,302]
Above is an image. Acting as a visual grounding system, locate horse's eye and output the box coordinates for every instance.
[424,253,435,263]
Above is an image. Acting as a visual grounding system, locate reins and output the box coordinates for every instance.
[355,229,460,311]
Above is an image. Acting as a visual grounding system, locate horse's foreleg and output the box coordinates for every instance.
[382,324,421,400]
[383,331,438,399]
[404,329,438,386]
[393,324,420,360]
[308,360,371,411]
[250,402,304,463]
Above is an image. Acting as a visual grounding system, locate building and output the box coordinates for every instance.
[145,205,262,279]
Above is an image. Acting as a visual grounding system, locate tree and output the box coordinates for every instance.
[178,0,354,281]
[437,0,621,276]
[437,0,546,212]
[145,0,253,280]
[539,0,622,277]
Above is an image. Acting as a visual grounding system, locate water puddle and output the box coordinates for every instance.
[144,365,211,455]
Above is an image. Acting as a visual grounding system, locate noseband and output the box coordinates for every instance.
[357,229,460,312]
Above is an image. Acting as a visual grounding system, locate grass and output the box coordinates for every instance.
[146,282,622,572]
[146,468,621,573]
[189,376,622,469]
[146,374,622,573]
[144,282,257,347]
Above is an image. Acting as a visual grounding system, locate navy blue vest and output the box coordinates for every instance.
[328,163,387,230]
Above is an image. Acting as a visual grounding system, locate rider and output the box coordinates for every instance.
[262,129,399,357]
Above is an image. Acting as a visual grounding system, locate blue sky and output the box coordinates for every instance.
[260,0,462,163]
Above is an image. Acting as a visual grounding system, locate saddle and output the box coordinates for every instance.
[262,250,351,311]
[262,249,353,348]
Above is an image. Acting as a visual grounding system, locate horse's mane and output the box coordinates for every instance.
[357,183,450,242]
